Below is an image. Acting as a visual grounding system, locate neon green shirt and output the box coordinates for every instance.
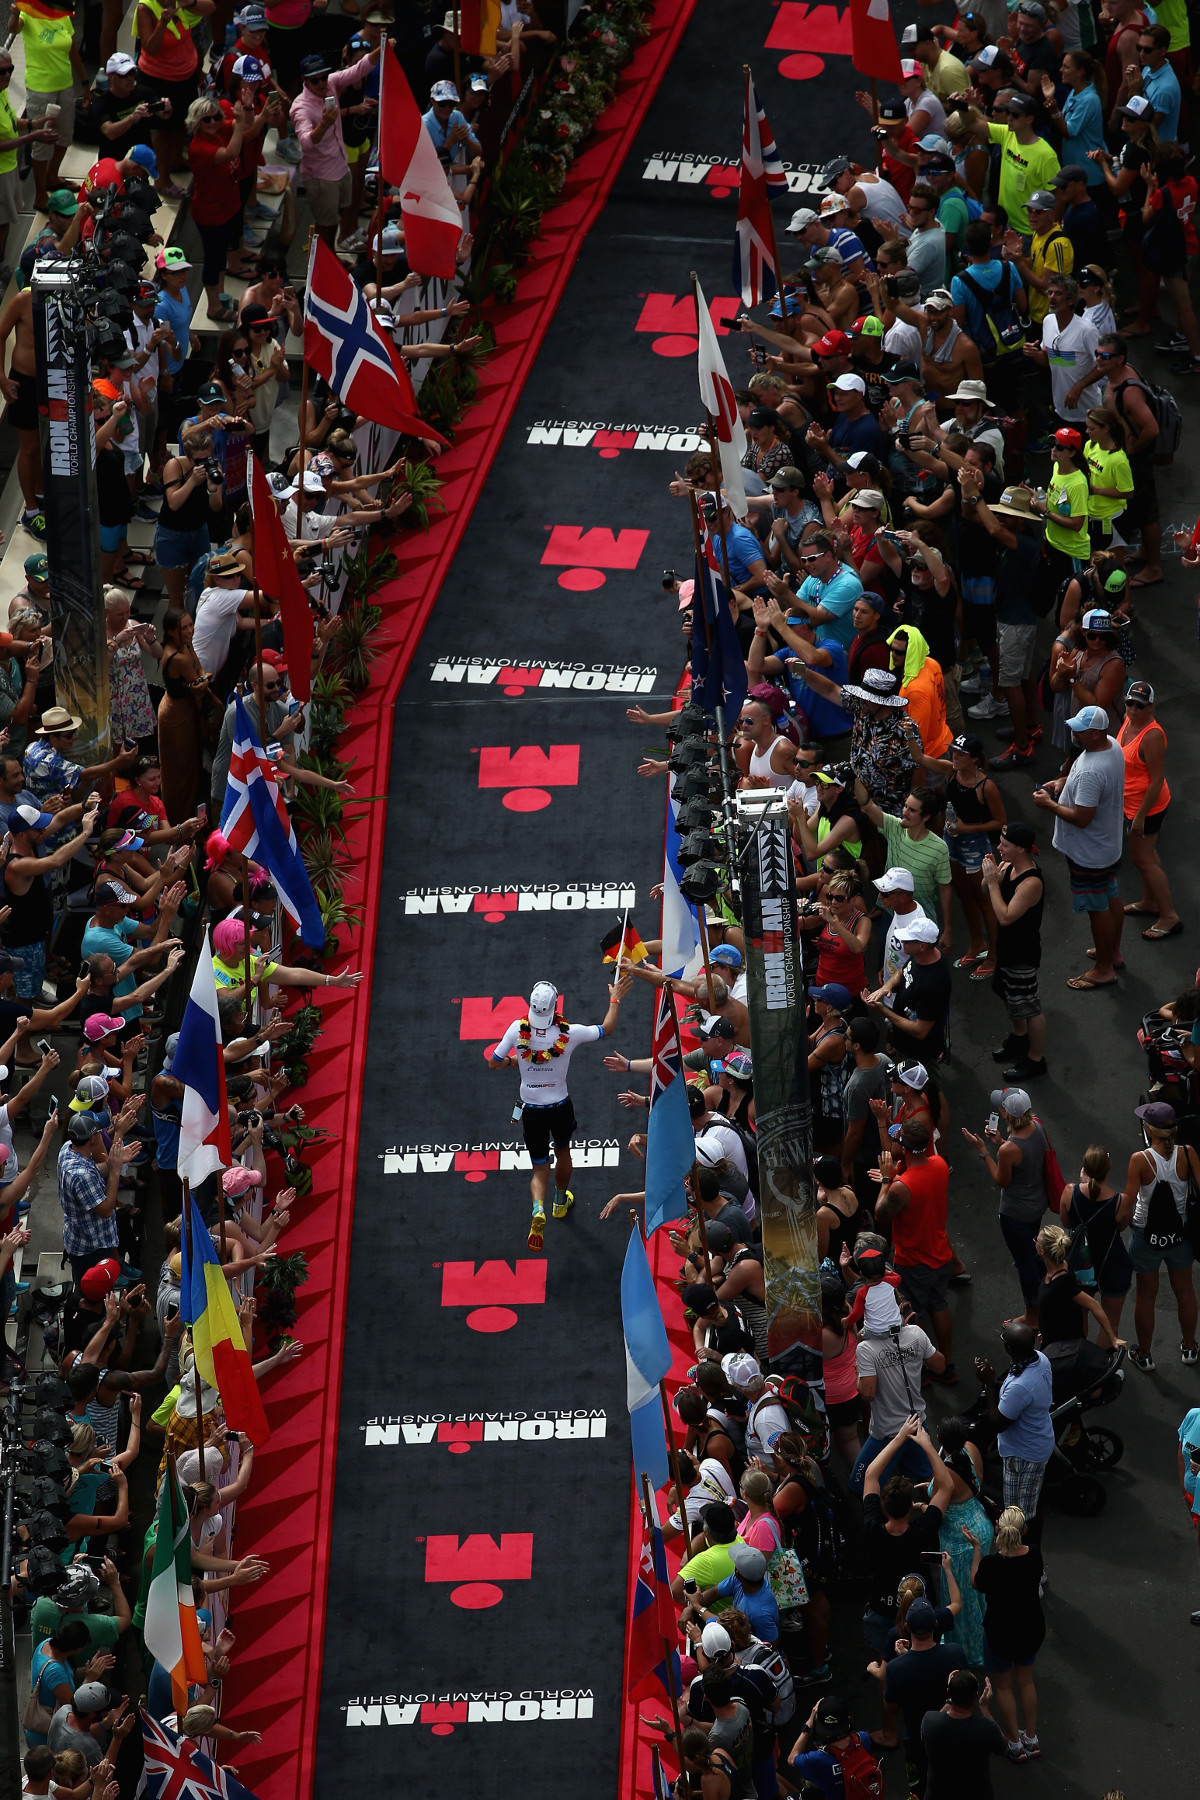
[0,92,19,175]
[1084,443,1134,522]
[1045,463,1090,555]
[987,122,1061,235]
[21,12,74,92]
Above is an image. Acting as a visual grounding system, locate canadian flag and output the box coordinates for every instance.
[379,44,462,280]
[694,276,747,521]
[849,0,904,82]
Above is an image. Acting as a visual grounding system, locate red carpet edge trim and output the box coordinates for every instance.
[216,5,697,1796]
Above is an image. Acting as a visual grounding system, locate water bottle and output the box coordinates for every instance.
[944,800,957,835]
[1056,488,1071,518]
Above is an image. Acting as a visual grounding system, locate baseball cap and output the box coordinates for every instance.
[299,51,332,78]
[874,866,915,895]
[812,1694,851,1742]
[992,1086,1032,1116]
[1104,568,1128,593]
[23,552,48,580]
[1126,680,1155,705]
[67,1112,103,1143]
[894,914,940,944]
[907,1598,938,1635]
[811,244,845,265]
[236,3,268,21]
[1120,93,1153,119]
[1006,93,1036,115]
[527,981,558,1025]
[79,1257,121,1298]
[163,1031,180,1071]
[769,465,805,490]
[846,451,881,474]
[46,189,77,217]
[700,1015,736,1041]
[951,733,985,759]
[700,1622,732,1656]
[852,313,885,339]
[1135,1100,1177,1130]
[924,288,955,312]
[900,57,922,77]
[850,488,885,509]
[723,1052,753,1083]
[223,1166,264,1197]
[1027,190,1057,213]
[1080,608,1112,632]
[284,471,326,498]
[710,944,742,969]
[127,143,158,176]
[1053,425,1083,449]
[896,1061,930,1090]
[1001,820,1036,849]
[729,1543,768,1580]
[430,78,460,101]
[879,98,907,120]
[831,373,866,394]
[72,1684,110,1714]
[1052,164,1089,187]
[917,133,953,155]
[812,330,853,358]
[721,1352,761,1390]
[70,1075,111,1114]
[681,1282,721,1317]
[94,879,139,906]
[10,803,54,831]
[106,51,135,74]
[156,245,191,272]
[809,982,853,1009]
[819,154,853,184]
[84,1013,126,1041]
[971,44,1003,68]
[232,52,265,80]
[196,382,225,405]
[787,207,820,232]
[1065,704,1110,732]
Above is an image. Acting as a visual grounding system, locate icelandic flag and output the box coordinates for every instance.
[643,989,696,1238]
[139,1704,265,1800]
[181,1191,270,1444]
[690,524,748,727]
[734,71,787,306]
[661,784,701,979]
[622,1226,672,1491]
[173,933,231,1189]
[379,44,463,279]
[695,275,748,521]
[627,1491,681,1703]
[220,693,325,950]
[303,235,445,440]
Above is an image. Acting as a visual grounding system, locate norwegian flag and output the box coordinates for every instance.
[695,275,747,521]
[302,235,443,441]
[138,1706,262,1800]
[644,987,695,1236]
[734,70,787,306]
[219,693,325,949]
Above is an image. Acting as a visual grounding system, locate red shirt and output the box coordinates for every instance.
[82,155,125,198]
[890,1154,953,1270]
[188,120,243,225]
[1152,176,1199,256]
[882,129,919,205]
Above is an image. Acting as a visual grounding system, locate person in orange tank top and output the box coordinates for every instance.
[1118,681,1180,939]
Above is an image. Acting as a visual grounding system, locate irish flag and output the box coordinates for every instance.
[143,1469,207,1713]
[181,1193,271,1445]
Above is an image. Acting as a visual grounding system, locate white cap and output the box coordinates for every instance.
[701,1621,732,1655]
[284,471,326,497]
[694,1137,725,1170]
[831,373,866,394]
[901,21,918,40]
[106,51,136,73]
[850,488,885,509]
[819,193,848,216]
[721,1352,761,1391]
[527,982,558,1024]
[864,1283,904,1335]
[901,56,922,77]
[896,1061,930,1090]
[875,866,915,895]
[894,913,939,944]
[787,207,820,232]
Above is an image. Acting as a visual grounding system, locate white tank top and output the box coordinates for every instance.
[1134,1144,1189,1229]
[857,176,907,228]
[749,737,792,788]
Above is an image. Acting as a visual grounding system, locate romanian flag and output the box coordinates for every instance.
[600,922,648,965]
[181,1193,270,1444]
[142,1468,207,1713]
[458,0,501,55]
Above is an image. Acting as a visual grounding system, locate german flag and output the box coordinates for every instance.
[601,922,648,965]
[458,0,502,55]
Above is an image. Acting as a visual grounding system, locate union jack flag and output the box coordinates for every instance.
[644,987,695,1235]
[733,70,787,306]
[219,693,324,949]
[138,1707,261,1800]
[302,235,438,440]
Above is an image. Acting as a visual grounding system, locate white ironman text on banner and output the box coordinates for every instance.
[380,1139,620,1174]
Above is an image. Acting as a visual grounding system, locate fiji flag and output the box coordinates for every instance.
[220,693,325,950]
[627,1494,681,1704]
[690,524,748,727]
[622,1227,672,1490]
[644,989,696,1237]
[173,933,231,1188]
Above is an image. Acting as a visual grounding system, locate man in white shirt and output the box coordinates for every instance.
[191,554,259,684]
[875,866,930,986]
[1032,274,1103,423]
[1033,705,1126,989]
[489,976,628,1243]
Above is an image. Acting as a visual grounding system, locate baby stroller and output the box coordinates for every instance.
[1137,1011,1200,1114]
[965,1345,1126,1517]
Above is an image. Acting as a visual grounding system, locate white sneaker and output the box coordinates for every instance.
[968,693,1009,720]
[958,670,989,695]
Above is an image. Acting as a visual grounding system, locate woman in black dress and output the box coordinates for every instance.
[1034,1222,1126,1350]
[964,1506,1044,1763]
[1057,1144,1135,1340]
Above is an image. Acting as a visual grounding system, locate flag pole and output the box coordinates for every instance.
[452,1,461,97]
[182,1179,205,1463]
[374,47,386,304]
[641,1470,690,1790]
[662,984,713,1288]
[297,361,311,495]
[869,76,883,173]
[695,908,716,1014]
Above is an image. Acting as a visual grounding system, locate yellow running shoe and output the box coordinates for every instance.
[551,1188,575,1220]
[528,1201,546,1250]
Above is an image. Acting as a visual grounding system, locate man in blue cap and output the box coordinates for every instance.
[1033,703,1125,989]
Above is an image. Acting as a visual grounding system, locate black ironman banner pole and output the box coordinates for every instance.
[32,260,110,761]
[736,791,820,1385]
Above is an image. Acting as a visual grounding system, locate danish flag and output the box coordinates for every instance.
[303,235,442,440]
[733,70,787,306]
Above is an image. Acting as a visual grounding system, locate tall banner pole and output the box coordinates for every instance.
[735,792,819,1383]
[31,262,110,760]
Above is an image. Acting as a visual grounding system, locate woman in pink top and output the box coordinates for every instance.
[737,1470,783,1555]
[821,1284,862,1471]
[135,0,213,199]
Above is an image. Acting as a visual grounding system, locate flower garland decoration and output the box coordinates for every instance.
[517,1013,572,1061]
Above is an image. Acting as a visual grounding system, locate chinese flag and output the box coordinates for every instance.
[849,0,904,82]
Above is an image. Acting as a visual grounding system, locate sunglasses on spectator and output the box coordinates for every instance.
[0,65,13,77]
[799,553,825,565]
[1125,696,1147,707]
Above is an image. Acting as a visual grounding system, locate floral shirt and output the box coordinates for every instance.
[109,644,156,743]
[839,691,920,814]
[742,438,793,484]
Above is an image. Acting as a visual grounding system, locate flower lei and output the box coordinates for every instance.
[517,1013,570,1061]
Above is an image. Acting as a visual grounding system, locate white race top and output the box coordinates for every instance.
[492,1018,603,1105]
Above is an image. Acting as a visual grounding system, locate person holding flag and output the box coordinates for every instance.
[487,974,631,1247]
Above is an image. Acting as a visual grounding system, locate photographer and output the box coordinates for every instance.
[133,0,215,202]
[154,430,226,608]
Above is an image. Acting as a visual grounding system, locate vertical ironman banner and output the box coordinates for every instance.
[33,265,110,761]
[738,798,820,1379]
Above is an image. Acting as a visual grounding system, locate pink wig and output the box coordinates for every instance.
[204,831,233,872]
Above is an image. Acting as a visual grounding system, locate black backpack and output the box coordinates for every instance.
[1143,1173,1186,1250]
[1142,200,1187,274]
[957,264,1026,363]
